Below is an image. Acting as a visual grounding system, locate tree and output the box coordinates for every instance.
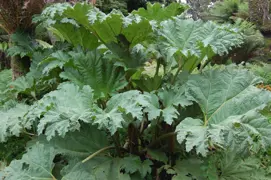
[249,0,270,26]
[0,0,46,80]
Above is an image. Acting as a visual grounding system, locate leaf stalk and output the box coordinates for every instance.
[82,146,115,163]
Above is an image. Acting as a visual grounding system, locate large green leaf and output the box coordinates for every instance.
[42,50,71,75]
[50,23,100,50]
[41,3,153,69]
[171,157,204,180]
[7,33,35,58]
[8,76,34,98]
[2,143,56,180]
[36,124,109,158]
[39,2,71,21]
[61,157,130,180]
[121,156,153,178]
[86,9,153,47]
[27,83,94,140]
[8,50,60,99]
[82,7,153,69]
[132,2,188,22]
[93,90,149,134]
[176,68,271,156]
[42,3,153,47]
[144,87,192,124]
[61,156,152,180]
[159,19,243,72]
[0,104,29,142]
[59,49,127,98]
[206,152,269,180]
[219,155,265,180]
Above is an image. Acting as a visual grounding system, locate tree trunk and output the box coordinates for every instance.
[0,51,10,70]
[10,55,30,80]
[249,0,270,26]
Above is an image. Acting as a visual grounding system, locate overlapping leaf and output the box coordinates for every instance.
[159,18,243,72]
[41,3,153,69]
[121,156,153,178]
[50,23,100,50]
[61,157,130,180]
[132,2,188,22]
[176,68,271,156]
[59,50,127,98]
[144,87,192,124]
[2,143,56,180]
[7,33,35,58]
[2,2,269,180]
[36,124,109,158]
[8,76,34,97]
[26,83,94,140]
[93,90,149,134]
[42,50,71,75]
[171,157,204,180]
[61,155,152,180]
[0,104,29,142]
[42,3,153,47]
[7,50,60,99]
[206,152,270,180]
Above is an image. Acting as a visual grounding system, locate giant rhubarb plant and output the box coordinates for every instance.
[1,2,271,180]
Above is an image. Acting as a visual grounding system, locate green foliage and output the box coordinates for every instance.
[176,67,271,156]
[232,19,264,57]
[0,42,8,52]
[3,143,56,180]
[58,49,127,98]
[94,90,150,134]
[36,124,110,158]
[7,32,35,58]
[209,19,265,64]
[96,0,128,14]
[205,152,270,180]
[203,0,249,23]
[132,2,188,22]
[145,88,192,124]
[1,2,271,180]
[170,157,204,179]
[44,3,153,69]
[159,18,243,72]
[0,69,13,106]
[0,135,30,164]
[0,104,30,142]
[6,45,65,102]
[27,83,94,140]
[50,23,100,50]
[61,157,130,180]
[247,62,271,85]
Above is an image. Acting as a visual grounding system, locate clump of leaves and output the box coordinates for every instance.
[201,1,263,64]
[226,19,264,63]
[96,0,128,14]
[202,0,249,23]
[1,2,271,180]
[247,62,271,85]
